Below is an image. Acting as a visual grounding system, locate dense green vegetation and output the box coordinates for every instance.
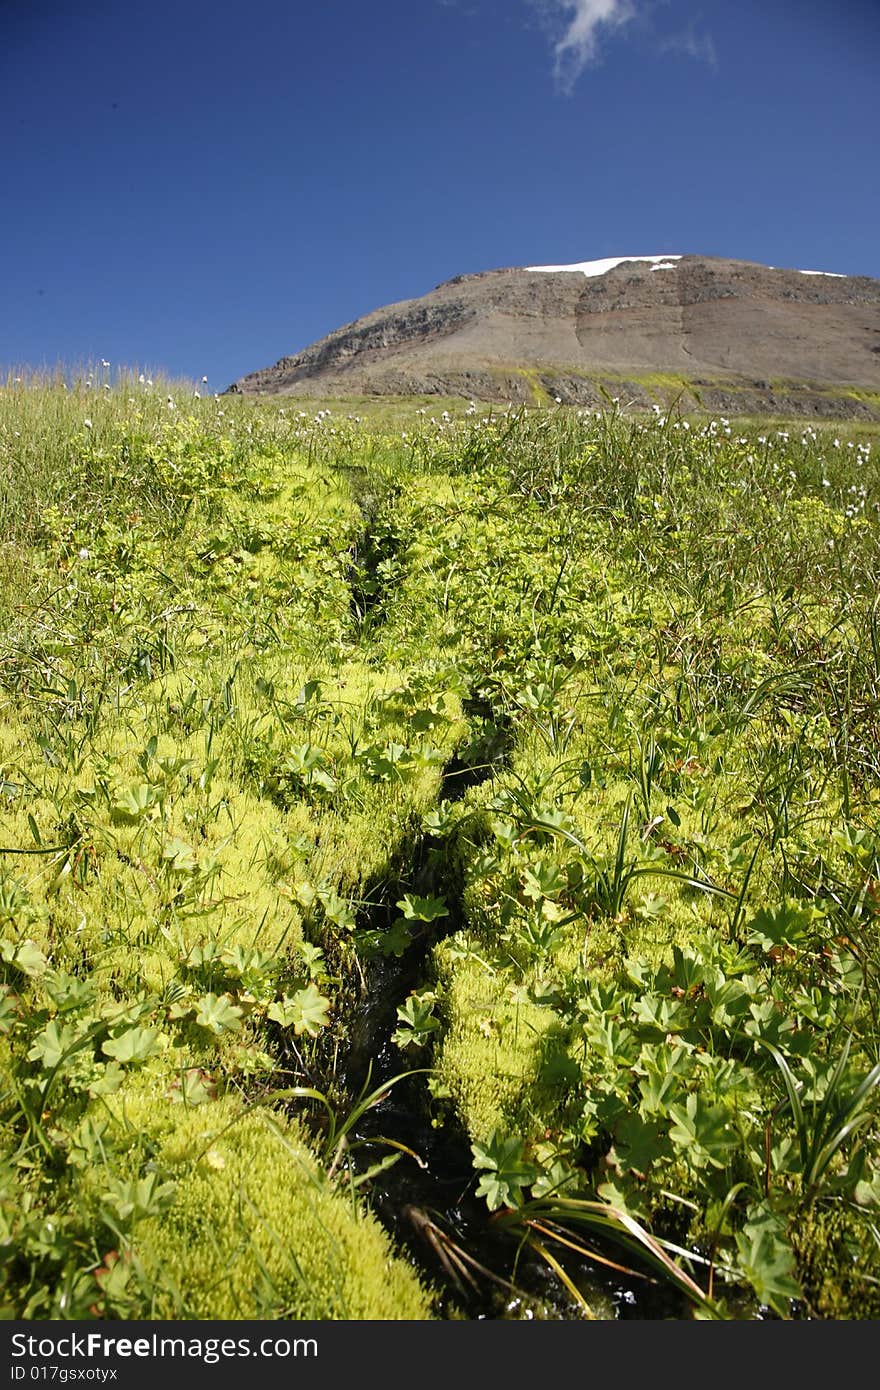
[1,377,878,1318]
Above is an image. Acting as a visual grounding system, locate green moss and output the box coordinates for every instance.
[791,1204,880,1319]
[432,946,555,1140]
[98,1095,434,1320]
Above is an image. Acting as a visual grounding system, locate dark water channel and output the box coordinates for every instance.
[329,728,685,1319]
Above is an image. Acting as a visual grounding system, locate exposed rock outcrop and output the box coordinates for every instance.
[227,255,880,418]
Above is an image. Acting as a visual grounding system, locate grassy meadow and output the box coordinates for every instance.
[0,372,879,1319]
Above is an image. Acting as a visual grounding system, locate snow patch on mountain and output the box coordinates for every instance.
[526,255,683,277]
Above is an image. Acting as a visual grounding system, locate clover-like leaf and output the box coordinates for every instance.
[162,837,198,874]
[317,887,356,932]
[392,990,440,1048]
[2,937,48,978]
[101,1172,176,1225]
[735,1215,802,1316]
[379,917,413,958]
[194,993,243,1035]
[102,1025,165,1064]
[167,1067,218,1106]
[522,859,567,901]
[111,783,160,826]
[471,1132,538,1211]
[609,1112,671,1176]
[88,1060,125,1096]
[29,1019,84,1070]
[746,901,822,954]
[637,1042,694,1116]
[43,970,97,1012]
[396,893,448,922]
[668,1092,737,1169]
[268,983,330,1036]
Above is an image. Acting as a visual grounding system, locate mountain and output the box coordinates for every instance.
[226,254,880,418]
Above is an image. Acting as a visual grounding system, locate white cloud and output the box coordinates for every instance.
[543,0,637,91]
[534,2,718,90]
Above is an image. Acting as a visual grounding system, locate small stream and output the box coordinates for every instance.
[326,723,686,1319]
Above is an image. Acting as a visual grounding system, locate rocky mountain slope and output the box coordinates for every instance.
[227,254,880,418]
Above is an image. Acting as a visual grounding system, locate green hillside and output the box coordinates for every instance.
[1,380,878,1319]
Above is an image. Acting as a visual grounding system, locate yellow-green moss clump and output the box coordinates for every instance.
[791,1204,880,1319]
[97,1095,433,1320]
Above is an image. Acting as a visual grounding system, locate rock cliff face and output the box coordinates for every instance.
[227,255,880,418]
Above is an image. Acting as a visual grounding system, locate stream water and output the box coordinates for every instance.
[327,736,686,1319]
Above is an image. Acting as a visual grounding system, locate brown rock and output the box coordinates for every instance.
[227,255,880,419]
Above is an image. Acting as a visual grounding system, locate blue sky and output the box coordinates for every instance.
[3,0,879,389]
